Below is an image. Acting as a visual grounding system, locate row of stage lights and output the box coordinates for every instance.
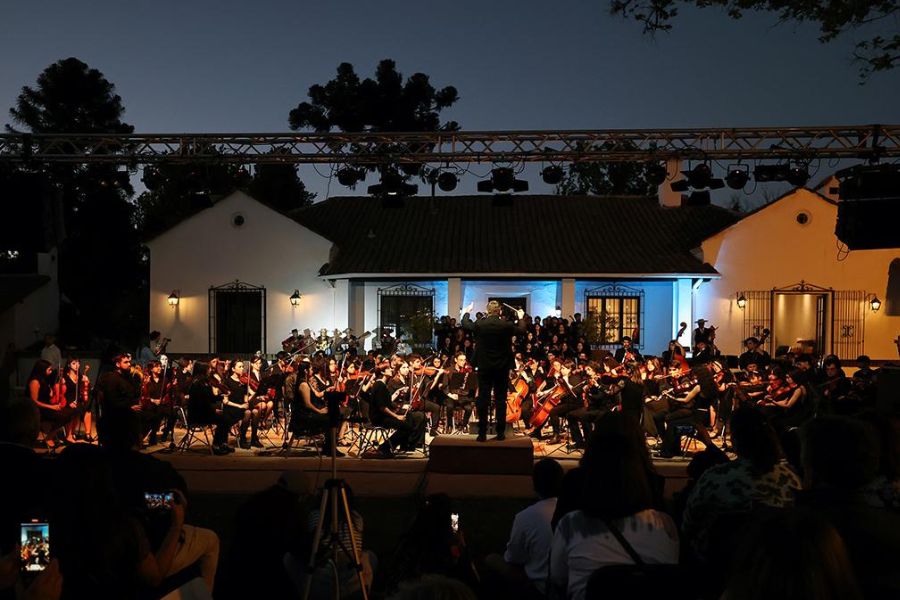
[136,160,811,199]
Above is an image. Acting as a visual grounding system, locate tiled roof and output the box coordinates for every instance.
[291,195,740,276]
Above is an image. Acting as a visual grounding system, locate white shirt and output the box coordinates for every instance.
[550,509,679,600]
[504,497,557,592]
[40,344,61,367]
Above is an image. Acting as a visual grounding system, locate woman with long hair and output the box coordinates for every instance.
[26,358,75,448]
[550,413,678,600]
[62,357,92,443]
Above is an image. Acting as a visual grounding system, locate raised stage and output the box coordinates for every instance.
[151,431,694,500]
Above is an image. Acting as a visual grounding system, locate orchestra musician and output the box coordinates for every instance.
[243,355,271,448]
[758,368,809,431]
[27,359,76,448]
[544,360,585,445]
[186,362,234,455]
[565,361,619,449]
[408,354,442,435]
[282,328,302,353]
[692,319,712,348]
[62,358,93,443]
[445,352,477,433]
[141,360,172,446]
[739,336,771,370]
[285,360,341,456]
[820,355,853,414]
[95,353,141,445]
[223,360,253,449]
[613,336,643,365]
[655,361,718,458]
[367,362,426,458]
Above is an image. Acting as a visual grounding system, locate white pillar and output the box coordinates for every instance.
[561,278,576,319]
[332,279,350,332]
[659,158,683,207]
[674,278,693,345]
[448,277,462,318]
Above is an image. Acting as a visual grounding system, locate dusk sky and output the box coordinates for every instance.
[3,1,898,198]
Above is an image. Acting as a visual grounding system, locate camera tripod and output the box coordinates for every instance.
[302,396,368,600]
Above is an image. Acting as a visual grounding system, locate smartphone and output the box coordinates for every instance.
[19,521,50,574]
[450,512,459,533]
[144,491,175,511]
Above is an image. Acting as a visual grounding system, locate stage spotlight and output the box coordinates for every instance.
[645,162,668,186]
[725,165,750,190]
[670,162,723,193]
[336,166,364,187]
[786,165,810,187]
[753,164,789,182]
[367,169,418,197]
[437,171,458,192]
[541,165,564,185]
[478,167,529,193]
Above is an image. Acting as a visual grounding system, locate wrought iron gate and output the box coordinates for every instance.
[833,290,867,360]
[209,280,266,354]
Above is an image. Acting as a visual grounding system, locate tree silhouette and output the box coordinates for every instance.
[558,141,657,196]
[610,0,899,80]
[289,59,459,133]
[7,57,143,346]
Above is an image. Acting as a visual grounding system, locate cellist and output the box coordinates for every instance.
[565,361,621,449]
[544,360,585,445]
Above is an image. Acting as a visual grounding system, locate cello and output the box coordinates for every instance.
[506,376,530,423]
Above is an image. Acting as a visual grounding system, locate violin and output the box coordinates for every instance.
[51,366,67,406]
[78,365,91,405]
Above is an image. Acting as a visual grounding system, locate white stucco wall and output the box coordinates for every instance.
[695,188,900,359]
[461,280,559,321]
[147,192,336,354]
[0,250,60,352]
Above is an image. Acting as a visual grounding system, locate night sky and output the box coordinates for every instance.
[3,1,898,198]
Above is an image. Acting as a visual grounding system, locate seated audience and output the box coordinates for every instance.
[484,458,563,597]
[550,413,679,600]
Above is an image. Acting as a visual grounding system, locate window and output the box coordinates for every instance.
[209,280,266,354]
[585,295,641,345]
[378,283,435,350]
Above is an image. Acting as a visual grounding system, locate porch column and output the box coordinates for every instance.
[448,277,462,318]
[674,278,693,346]
[561,278,576,319]
[332,279,350,332]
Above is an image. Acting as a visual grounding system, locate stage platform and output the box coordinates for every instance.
[150,430,696,500]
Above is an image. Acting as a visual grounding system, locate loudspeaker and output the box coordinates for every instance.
[876,366,900,414]
[427,435,534,476]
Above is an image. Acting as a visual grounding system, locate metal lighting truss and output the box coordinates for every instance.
[0,124,897,165]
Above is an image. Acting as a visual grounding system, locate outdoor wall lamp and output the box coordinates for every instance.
[870,295,881,312]
[167,290,180,308]
[736,293,747,309]
[290,289,302,307]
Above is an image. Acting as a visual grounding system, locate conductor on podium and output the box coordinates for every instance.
[463,300,528,441]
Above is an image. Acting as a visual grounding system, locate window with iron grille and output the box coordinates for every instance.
[585,295,641,346]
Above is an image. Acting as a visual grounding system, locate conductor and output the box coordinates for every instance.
[462,300,528,441]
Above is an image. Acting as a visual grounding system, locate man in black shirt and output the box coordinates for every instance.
[613,336,643,365]
[462,301,528,441]
[94,353,141,446]
[738,337,771,370]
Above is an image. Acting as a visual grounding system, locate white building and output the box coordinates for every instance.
[147,183,900,360]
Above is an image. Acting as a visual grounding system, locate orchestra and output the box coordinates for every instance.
[20,316,885,459]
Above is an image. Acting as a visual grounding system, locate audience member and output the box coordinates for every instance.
[722,509,862,600]
[549,413,679,600]
[484,458,563,597]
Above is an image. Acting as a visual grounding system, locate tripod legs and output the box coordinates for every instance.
[301,479,369,600]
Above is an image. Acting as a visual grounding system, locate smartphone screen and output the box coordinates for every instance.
[144,491,175,510]
[450,512,459,533]
[20,521,50,573]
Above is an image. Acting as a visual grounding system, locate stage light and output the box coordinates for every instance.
[736,294,747,309]
[336,166,364,187]
[367,169,418,197]
[645,162,668,186]
[437,171,458,192]
[870,296,882,312]
[167,290,180,308]
[670,163,723,193]
[142,166,162,191]
[725,165,750,190]
[290,289,301,307]
[478,167,529,193]
[541,166,564,185]
[786,165,810,187]
[400,163,423,177]
[754,164,789,182]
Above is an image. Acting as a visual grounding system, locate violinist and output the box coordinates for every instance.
[285,361,341,456]
[613,336,643,365]
[445,352,476,433]
[565,361,619,449]
[62,358,93,443]
[661,340,689,373]
[244,355,272,448]
[545,360,585,445]
[27,359,75,448]
[820,356,853,415]
[655,361,718,458]
[140,360,169,446]
[186,361,234,455]
[223,360,253,449]
[759,368,808,431]
[366,362,426,458]
[408,354,441,435]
